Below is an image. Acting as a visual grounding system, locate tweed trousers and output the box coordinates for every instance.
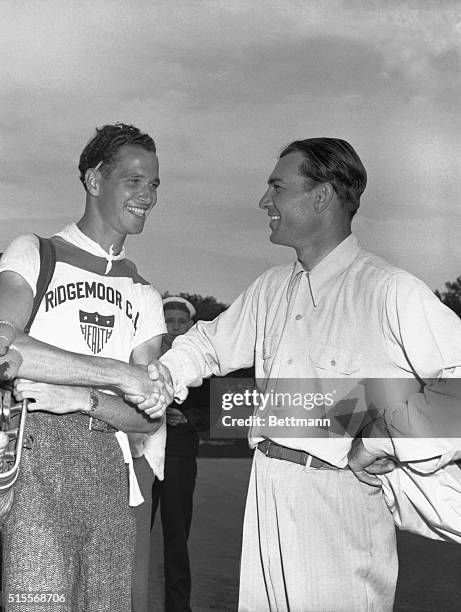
[2,412,135,612]
[238,449,398,612]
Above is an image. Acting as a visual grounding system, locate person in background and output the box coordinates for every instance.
[152,297,210,612]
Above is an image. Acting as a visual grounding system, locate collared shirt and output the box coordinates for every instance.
[0,223,127,294]
[55,223,126,274]
[162,234,461,467]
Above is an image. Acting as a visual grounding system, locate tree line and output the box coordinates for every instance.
[166,277,461,322]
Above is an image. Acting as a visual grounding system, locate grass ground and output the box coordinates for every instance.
[149,457,461,612]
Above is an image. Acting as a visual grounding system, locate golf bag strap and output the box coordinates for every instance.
[24,236,56,334]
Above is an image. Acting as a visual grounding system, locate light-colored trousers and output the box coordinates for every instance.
[238,449,398,612]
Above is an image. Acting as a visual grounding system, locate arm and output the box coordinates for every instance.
[14,336,167,434]
[157,278,261,406]
[0,270,162,401]
[353,376,461,476]
[374,275,461,462]
[128,335,165,439]
[348,378,420,485]
[349,276,461,482]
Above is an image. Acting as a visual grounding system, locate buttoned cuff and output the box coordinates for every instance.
[160,353,189,403]
[361,436,395,457]
[390,437,461,470]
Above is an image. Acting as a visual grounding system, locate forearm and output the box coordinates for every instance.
[161,286,258,396]
[382,378,461,464]
[13,333,133,391]
[89,389,162,434]
[161,319,255,400]
[16,380,163,434]
[363,377,461,463]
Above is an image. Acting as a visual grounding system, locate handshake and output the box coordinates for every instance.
[0,319,176,420]
[119,360,175,420]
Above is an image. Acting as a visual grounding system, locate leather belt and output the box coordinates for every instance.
[257,439,337,470]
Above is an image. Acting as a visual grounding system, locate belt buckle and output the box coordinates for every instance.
[264,440,272,457]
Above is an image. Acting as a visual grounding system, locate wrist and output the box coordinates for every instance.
[112,361,140,394]
[81,387,99,414]
[96,359,130,391]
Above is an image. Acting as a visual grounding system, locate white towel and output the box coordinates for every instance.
[143,420,167,481]
[115,431,144,506]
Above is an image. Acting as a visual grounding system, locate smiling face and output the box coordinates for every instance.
[93,144,159,239]
[258,151,321,250]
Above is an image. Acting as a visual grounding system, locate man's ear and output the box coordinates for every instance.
[313,183,335,214]
[85,168,100,197]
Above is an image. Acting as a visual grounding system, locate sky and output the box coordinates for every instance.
[0,0,460,304]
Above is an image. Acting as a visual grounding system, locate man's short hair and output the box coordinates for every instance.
[78,123,156,190]
[280,138,367,219]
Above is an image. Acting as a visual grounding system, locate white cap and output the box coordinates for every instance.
[162,296,196,319]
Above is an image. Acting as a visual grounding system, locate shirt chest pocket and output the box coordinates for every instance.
[309,342,362,375]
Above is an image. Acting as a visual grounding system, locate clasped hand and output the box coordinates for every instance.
[14,379,88,414]
[124,360,174,419]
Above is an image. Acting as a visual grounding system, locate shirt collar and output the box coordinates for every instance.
[287,234,360,306]
[55,223,126,274]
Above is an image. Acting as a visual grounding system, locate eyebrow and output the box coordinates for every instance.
[268,177,283,185]
[123,172,160,186]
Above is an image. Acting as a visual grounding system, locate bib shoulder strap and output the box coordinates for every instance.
[24,236,56,334]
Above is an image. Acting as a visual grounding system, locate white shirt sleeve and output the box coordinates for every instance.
[132,284,167,350]
[365,275,461,464]
[160,275,261,400]
[386,273,461,377]
[383,378,461,467]
[0,234,40,296]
